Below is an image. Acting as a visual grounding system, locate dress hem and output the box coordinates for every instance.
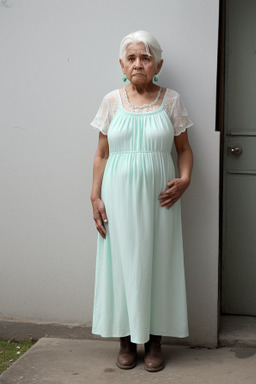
[92,330,189,344]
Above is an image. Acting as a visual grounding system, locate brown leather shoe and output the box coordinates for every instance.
[116,336,137,369]
[144,335,165,372]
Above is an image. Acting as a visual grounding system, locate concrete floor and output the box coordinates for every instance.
[219,316,256,347]
[0,338,256,384]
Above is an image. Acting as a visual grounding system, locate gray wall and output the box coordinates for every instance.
[0,0,220,346]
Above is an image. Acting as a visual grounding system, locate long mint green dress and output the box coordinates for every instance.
[91,88,193,344]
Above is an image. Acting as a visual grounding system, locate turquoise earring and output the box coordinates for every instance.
[122,75,127,82]
[153,75,158,82]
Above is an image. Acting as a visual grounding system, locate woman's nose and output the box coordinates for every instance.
[134,58,142,68]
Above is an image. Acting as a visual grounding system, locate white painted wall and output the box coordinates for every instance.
[0,0,220,346]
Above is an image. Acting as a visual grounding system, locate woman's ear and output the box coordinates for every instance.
[156,59,164,74]
[119,58,125,72]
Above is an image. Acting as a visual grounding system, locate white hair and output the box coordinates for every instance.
[119,31,163,64]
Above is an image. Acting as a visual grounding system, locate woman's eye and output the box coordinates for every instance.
[143,57,149,61]
[128,58,134,61]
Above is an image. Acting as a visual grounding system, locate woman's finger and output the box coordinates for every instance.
[159,190,181,207]
[158,180,178,200]
[95,217,106,238]
[159,178,187,204]
[99,205,108,223]
[159,188,176,201]
[166,202,174,209]
[162,197,179,209]
[92,199,108,238]
[160,197,173,207]
[93,208,107,238]
[159,188,171,199]
[167,179,176,188]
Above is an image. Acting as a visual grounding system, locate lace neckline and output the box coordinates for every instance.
[118,88,168,115]
[123,87,162,111]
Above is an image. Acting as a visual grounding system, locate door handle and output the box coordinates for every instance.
[227,146,243,156]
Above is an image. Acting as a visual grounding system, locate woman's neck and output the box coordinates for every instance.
[123,83,162,107]
[128,82,159,95]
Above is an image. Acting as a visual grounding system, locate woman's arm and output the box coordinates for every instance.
[91,132,109,238]
[158,130,193,209]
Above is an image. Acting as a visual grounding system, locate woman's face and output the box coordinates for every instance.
[120,42,162,86]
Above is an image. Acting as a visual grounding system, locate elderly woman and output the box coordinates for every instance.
[90,31,193,372]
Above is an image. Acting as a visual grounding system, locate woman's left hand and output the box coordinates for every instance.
[158,177,190,209]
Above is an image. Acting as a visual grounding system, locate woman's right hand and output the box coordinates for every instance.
[91,198,108,239]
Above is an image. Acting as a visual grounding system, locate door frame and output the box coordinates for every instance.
[216,0,226,339]
[217,0,256,341]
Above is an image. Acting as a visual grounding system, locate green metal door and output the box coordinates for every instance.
[222,0,256,315]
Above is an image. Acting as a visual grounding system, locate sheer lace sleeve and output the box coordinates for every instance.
[91,90,120,135]
[91,96,111,135]
[165,90,193,136]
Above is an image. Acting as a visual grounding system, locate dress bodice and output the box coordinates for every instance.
[91,88,193,137]
[107,103,175,154]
